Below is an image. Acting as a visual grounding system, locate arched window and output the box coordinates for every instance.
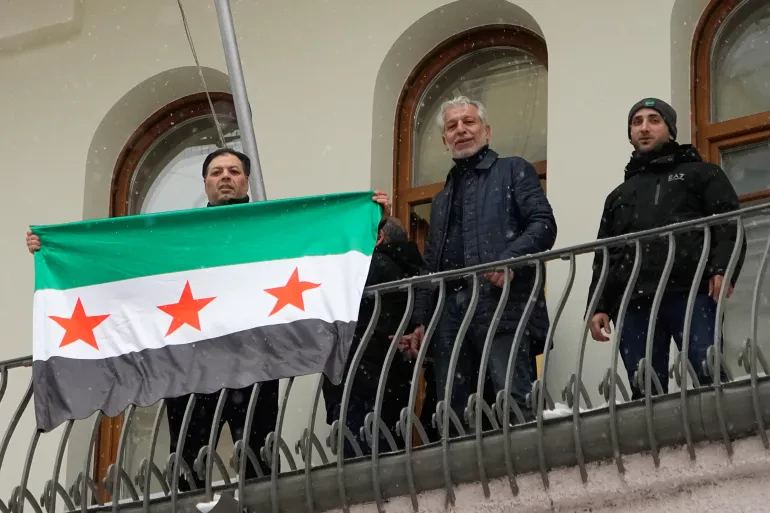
[111,92,240,216]
[693,0,770,197]
[693,0,770,377]
[96,93,240,498]
[393,26,548,250]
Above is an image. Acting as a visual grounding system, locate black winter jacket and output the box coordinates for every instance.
[413,148,557,348]
[322,241,424,417]
[588,143,745,318]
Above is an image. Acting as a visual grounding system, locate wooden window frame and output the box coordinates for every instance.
[392,25,548,232]
[94,92,235,500]
[691,0,770,203]
[111,92,236,216]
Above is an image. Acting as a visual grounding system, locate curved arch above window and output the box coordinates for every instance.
[692,0,770,200]
[111,92,240,216]
[709,0,770,123]
[393,25,548,238]
[412,46,547,186]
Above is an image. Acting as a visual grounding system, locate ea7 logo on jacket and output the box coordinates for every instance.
[668,173,685,182]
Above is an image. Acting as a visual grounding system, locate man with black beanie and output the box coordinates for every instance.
[587,97,745,399]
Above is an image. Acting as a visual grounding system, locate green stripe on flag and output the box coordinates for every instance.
[33,191,380,291]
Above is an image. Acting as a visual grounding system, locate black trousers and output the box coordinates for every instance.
[166,380,280,491]
[431,288,534,435]
[619,293,723,399]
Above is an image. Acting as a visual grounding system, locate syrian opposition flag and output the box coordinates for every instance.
[31,191,380,432]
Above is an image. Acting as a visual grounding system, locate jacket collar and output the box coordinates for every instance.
[206,196,250,207]
[446,147,499,183]
[375,241,424,276]
[624,143,703,180]
[476,148,498,169]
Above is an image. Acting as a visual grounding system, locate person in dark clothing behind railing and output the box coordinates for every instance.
[399,96,557,431]
[25,148,393,489]
[323,216,425,457]
[588,98,746,400]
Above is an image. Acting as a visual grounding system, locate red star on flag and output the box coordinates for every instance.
[265,267,321,316]
[158,281,216,336]
[49,298,110,350]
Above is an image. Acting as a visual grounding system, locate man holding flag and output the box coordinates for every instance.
[26,148,391,489]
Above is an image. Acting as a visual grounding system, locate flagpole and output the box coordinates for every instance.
[213,0,267,201]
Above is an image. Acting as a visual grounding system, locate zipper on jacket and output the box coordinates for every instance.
[654,179,661,206]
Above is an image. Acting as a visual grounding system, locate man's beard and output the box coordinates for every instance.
[633,138,668,154]
[452,142,484,158]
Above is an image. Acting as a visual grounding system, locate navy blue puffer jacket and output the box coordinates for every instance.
[412,148,557,350]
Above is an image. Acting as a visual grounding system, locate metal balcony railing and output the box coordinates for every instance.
[2,202,770,513]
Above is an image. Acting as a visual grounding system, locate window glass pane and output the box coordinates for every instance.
[720,140,770,196]
[722,200,770,380]
[711,0,770,122]
[412,47,546,187]
[129,114,242,214]
[409,203,432,254]
[721,140,770,380]
[412,202,432,224]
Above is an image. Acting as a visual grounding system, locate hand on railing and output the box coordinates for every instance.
[396,326,423,359]
[482,270,513,288]
[708,274,733,302]
[590,313,612,342]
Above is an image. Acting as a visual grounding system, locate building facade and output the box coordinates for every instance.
[0,0,768,510]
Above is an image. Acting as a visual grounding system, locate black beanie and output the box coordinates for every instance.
[628,98,677,141]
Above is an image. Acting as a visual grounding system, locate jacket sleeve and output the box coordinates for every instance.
[497,160,557,261]
[366,254,413,339]
[699,164,746,285]
[411,224,438,328]
[365,252,398,287]
[356,254,394,340]
[587,195,619,317]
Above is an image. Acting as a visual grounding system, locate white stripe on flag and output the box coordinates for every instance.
[33,251,371,362]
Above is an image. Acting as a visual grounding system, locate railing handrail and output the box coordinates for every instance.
[365,202,769,294]
[0,355,32,370]
[4,202,766,367]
